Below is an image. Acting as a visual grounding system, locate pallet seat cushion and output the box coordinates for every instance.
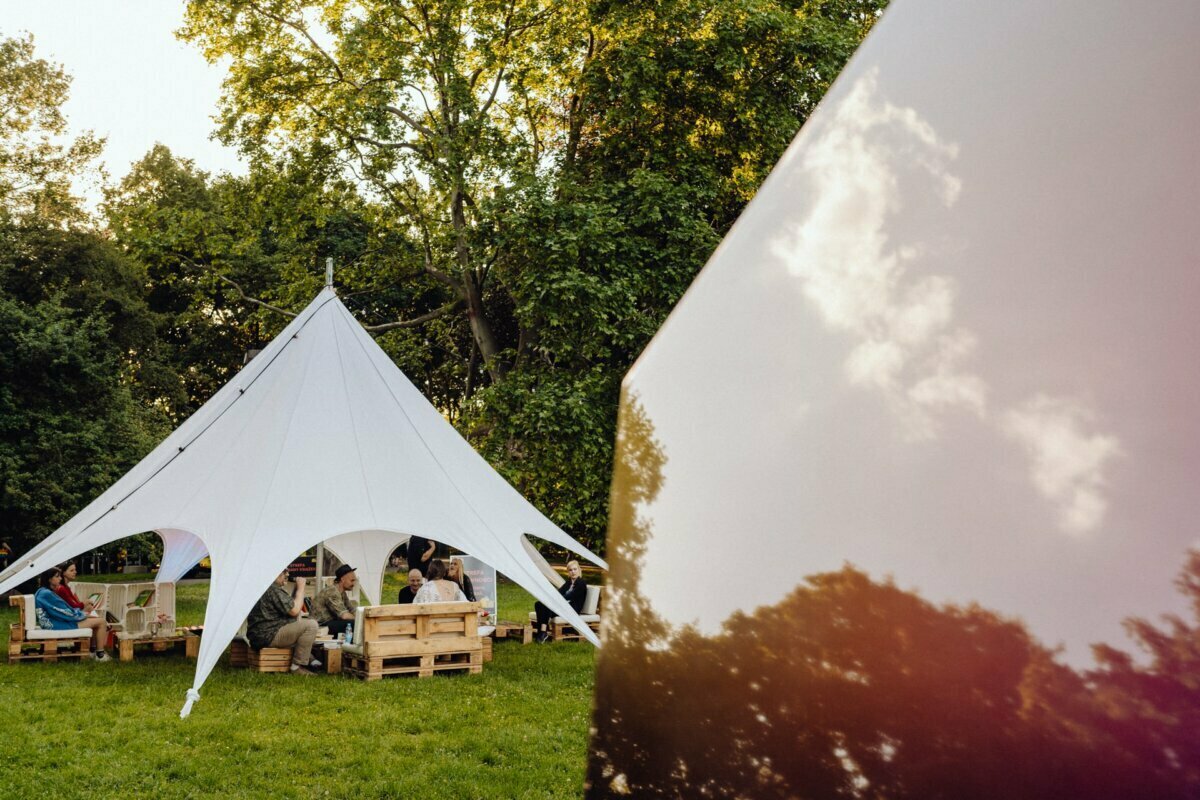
[23,595,91,640]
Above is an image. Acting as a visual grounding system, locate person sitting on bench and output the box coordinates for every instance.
[313,564,358,638]
[397,569,423,604]
[246,571,321,675]
[447,556,477,602]
[412,559,467,603]
[533,560,587,643]
[55,561,97,615]
[35,568,111,661]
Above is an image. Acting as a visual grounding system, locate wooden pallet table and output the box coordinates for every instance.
[493,621,528,643]
[117,632,200,663]
[229,640,291,672]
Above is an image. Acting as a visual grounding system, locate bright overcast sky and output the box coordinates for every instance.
[2,1,245,201]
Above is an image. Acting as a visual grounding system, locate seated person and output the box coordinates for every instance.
[397,568,423,604]
[412,559,467,604]
[313,564,358,638]
[35,568,110,661]
[246,571,321,674]
[533,560,587,643]
[56,561,99,615]
[447,556,477,602]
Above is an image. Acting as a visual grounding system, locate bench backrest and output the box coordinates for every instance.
[356,601,481,654]
[582,585,602,616]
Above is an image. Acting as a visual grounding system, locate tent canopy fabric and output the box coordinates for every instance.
[0,288,605,717]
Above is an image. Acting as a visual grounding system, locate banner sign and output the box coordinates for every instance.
[457,554,497,625]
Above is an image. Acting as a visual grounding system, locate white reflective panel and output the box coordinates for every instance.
[589,1,1200,797]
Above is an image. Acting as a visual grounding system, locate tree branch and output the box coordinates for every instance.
[246,1,350,85]
[363,299,463,333]
[477,66,505,119]
[385,104,436,139]
[351,133,424,153]
[215,275,299,318]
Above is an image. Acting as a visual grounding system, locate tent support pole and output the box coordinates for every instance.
[315,542,324,595]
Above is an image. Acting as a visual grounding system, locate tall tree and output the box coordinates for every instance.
[0,34,102,223]
[179,0,888,551]
[180,0,575,383]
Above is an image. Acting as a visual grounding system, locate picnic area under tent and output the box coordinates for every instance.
[0,285,606,718]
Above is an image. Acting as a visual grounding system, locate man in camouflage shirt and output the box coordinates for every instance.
[246,570,320,674]
[312,564,358,638]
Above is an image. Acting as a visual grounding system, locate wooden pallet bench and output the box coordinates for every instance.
[344,649,482,680]
[342,601,483,681]
[524,585,604,643]
[7,595,92,663]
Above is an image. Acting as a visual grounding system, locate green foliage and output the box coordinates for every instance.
[0,34,102,223]
[0,229,169,554]
[465,368,620,549]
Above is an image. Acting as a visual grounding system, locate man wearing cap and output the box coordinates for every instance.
[313,564,359,638]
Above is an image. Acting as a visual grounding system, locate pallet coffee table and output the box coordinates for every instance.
[493,621,528,642]
[117,631,200,662]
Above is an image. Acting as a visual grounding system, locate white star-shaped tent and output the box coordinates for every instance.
[0,287,605,717]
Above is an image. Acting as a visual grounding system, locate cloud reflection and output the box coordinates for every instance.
[772,71,1118,533]
[1002,395,1121,534]
[772,70,980,441]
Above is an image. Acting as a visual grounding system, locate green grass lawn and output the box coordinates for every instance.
[0,574,595,799]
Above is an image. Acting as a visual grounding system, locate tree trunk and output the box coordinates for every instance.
[452,185,505,383]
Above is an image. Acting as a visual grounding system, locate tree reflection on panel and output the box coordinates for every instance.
[587,393,1200,798]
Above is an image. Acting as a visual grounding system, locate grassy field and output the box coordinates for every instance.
[0,574,595,799]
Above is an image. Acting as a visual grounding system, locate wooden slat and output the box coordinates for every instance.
[356,637,481,658]
[373,618,417,637]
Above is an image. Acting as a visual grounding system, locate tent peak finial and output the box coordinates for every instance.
[325,257,334,291]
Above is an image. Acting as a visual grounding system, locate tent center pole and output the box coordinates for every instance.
[315,542,324,596]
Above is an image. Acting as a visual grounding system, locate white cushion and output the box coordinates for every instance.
[478,625,496,637]
[581,585,602,615]
[28,628,91,640]
[23,593,89,638]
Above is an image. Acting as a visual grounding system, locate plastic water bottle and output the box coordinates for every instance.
[345,622,353,645]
